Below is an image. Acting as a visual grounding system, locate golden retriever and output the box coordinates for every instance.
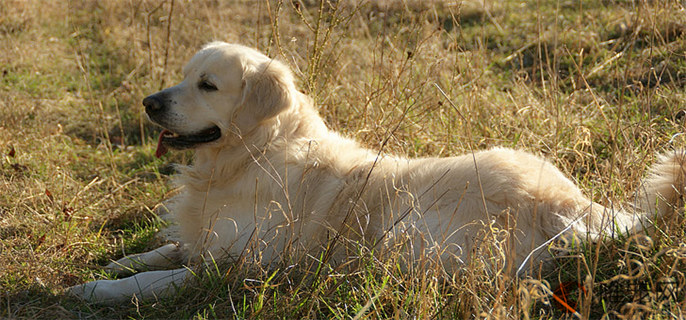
[69,42,686,303]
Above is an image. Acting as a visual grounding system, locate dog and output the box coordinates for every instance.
[69,42,685,303]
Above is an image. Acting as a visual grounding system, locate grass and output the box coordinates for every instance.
[1,0,685,318]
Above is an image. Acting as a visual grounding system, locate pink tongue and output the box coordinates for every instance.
[155,130,170,158]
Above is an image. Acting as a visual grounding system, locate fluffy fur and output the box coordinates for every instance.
[69,42,685,303]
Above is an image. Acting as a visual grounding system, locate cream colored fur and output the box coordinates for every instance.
[69,42,686,303]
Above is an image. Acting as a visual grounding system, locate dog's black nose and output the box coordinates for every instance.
[143,95,164,114]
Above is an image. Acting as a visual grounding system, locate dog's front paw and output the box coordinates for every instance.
[67,279,123,303]
[104,259,138,276]
[104,243,185,276]
[67,268,190,304]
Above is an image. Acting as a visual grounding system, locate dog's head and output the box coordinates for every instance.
[144,42,295,157]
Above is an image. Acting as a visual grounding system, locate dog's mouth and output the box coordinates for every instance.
[155,126,222,158]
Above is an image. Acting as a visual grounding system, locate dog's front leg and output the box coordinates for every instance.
[68,267,191,303]
[105,243,186,276]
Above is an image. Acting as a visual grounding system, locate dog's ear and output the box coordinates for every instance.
[234,59,293,133]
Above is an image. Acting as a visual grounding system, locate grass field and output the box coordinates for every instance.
[1,0,685,318]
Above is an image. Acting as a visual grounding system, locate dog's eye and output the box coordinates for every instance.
[198,80,218,92]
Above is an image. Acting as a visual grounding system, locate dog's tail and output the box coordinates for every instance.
[634,151,686,221]
[519,151,685,274]
[596,150,686,237]
[561,150,686,239]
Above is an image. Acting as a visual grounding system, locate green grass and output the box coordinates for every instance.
[1,0,685,318]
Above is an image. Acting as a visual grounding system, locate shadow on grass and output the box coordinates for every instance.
[3,285,114,319]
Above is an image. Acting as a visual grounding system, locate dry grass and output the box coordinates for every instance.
[1,0,685,318]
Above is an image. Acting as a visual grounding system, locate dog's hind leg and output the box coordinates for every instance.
[105,243,186,276]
